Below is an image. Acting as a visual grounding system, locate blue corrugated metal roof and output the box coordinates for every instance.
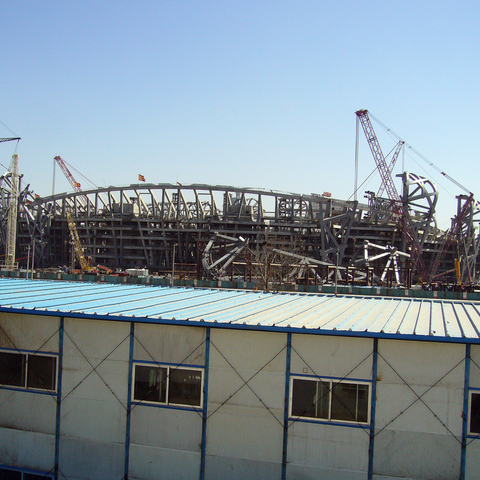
[1,278,480,343]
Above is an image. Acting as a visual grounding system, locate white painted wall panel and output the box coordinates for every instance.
[469,344,480,387]
[205,454,282,480]
[374,339,464,479]
[60,397,126,443]
[63,317,130,362]
[373,430,460,480]
[59,436,124,480]
[466,440,480,480]
[0,389,56,434]
[291,334,374,380]
[288,422,369,473]
[206,329,286,474]
[130,406,202,451]
[0,427,55,473]
[0,312,59,352]
[133,323,205,365]
[129,444,200,480]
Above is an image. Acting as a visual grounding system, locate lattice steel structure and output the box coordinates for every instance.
[1,175,478,284]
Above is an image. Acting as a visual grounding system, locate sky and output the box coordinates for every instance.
[1,0,479,230]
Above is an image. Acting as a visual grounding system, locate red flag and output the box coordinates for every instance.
[138,174,145,182]
[74,182,81,188]
[34,193,40,198]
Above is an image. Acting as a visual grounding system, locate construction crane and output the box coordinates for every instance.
[0,137,21,143]
[4,154,20,270]
[355,109,427,281]
[54,156,89,207]
[66,210,93,272]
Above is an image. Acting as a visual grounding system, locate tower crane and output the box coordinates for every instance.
[355,110,427,281]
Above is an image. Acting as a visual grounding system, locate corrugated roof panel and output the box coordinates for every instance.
[116,290,248,318]
[241,295,325,326]
[194,292,299,324]
[2,278,480,343]
[413,301,432,336]
[462,304,480,339]
[430,301,447,337]
[357,297,400,333]
[442,303,463,338]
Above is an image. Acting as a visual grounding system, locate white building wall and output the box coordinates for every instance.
[288,334,373,479]
[59,317,130,480]
[1,310,480,480]
[129,323,206,480]
[466,344,480,480]
[373,339,465,480]
[0,312,59,473]
[205,328,286,479]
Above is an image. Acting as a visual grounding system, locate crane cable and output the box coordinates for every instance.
[368,112,473,196]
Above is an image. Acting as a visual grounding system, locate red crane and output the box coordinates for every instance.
[54,156,89,207]
[355,110,427,281]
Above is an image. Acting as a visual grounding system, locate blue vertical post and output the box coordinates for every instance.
[54,317,64,480]
[200,327,211,480]
[368,338,378,480]
[461,343,471,480]
[124,322,135,480]
[282,332,292,480]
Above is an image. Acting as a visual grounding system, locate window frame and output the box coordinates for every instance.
[0,349,58,393]
[289,374,371,426]
[468,389,480,436]
[132,361,204,410]
[0,465,54,479]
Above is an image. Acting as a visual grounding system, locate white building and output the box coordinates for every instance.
[0,278,479,480]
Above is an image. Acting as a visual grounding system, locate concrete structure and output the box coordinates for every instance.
[1,278,480,479]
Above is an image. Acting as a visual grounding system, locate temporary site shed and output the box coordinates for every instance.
[0,277,480,480]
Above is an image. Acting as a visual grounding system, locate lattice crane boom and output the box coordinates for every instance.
[66,210,91,272]
[54,156,88,206]
[356,109,427,280]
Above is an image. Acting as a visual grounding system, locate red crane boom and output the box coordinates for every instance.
[355,110,427,281]
[54,156,88,206]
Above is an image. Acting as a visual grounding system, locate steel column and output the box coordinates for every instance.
[54,317,64,480]
[282,332,292,480]
[368,338,378,480]
[200,327,211,480]
[124,322,135,480]
[461,343,471,480]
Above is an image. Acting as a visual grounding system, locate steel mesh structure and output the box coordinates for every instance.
[1,174,478,284]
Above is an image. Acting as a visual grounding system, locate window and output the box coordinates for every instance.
[133,363,203,408]
[0,467,53,479]
[0,350,57,392]
[291,376,370,424]
[469,391,480,435]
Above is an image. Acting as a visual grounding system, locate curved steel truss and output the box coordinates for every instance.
[0,177,478,284]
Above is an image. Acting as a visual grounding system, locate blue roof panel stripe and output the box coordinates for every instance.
[2,278,480,342]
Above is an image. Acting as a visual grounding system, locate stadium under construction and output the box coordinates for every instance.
[1,110,479,288]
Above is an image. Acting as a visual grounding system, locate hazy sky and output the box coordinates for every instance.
[1,1,479,230]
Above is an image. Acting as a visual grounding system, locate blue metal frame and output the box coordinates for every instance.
[0,464,54,478]
[282,332,292,480]
[54,316,64,480]
[461,343,471,479]
[368,338,378,480]
[200,327,210,480]
[124,321,135,480]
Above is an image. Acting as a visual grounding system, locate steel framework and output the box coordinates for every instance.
[1,175,477,284]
